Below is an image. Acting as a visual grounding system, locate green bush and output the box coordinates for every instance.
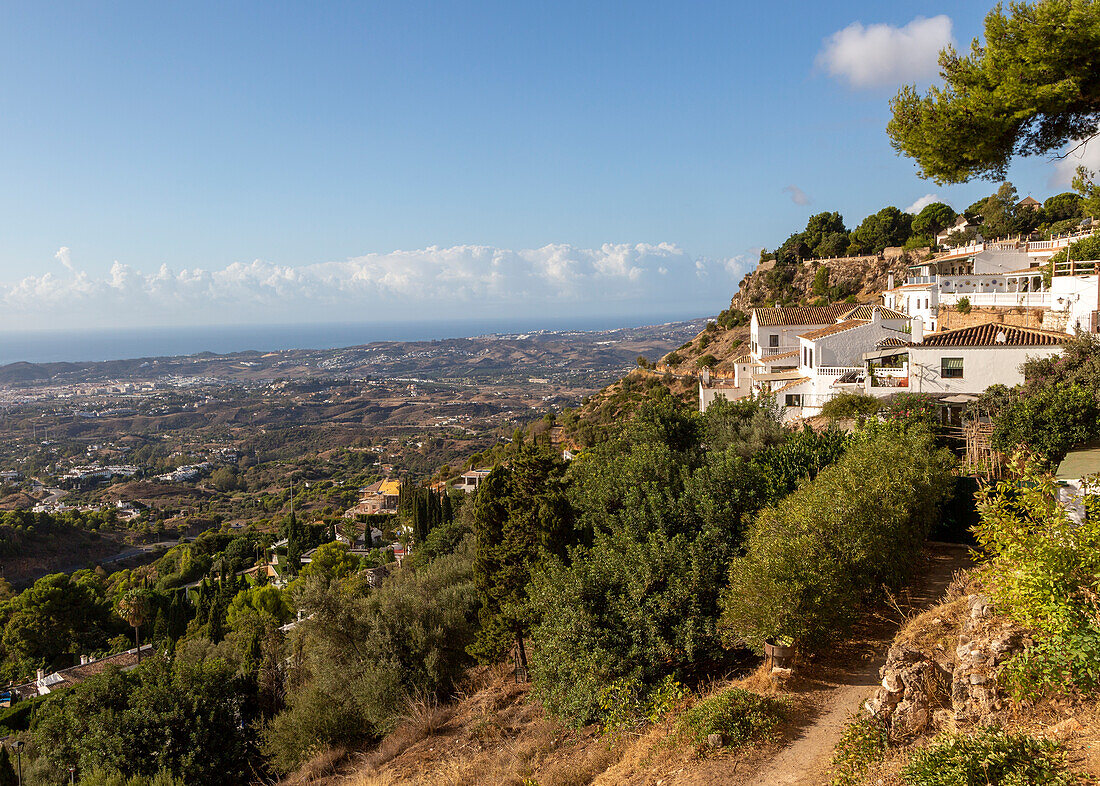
[991,383,1100,466]
[664,351,683,366]
[974,458,1100,697]
[902,728,1083,786]
[720,426,954,651]
[829,713,888,786]
[263,546,478,772]
[675,687,783,751]
[1050,234,1100,267]
[955,296,972,314]
[820,393,881,420]
[696,354,717,368]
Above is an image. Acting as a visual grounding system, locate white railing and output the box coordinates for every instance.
[938,292,1051,308]
[906,275,937,285]
[815,366,863,377]
[759,346,796,357]
[937,229,1095,259]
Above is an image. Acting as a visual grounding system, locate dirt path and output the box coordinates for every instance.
[743,542,973,786]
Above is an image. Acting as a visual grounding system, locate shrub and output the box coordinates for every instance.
[829,713,888,786]
[881,392,939,430]
[973,457,1100,697]
[664,351,683,366]
[720,426,954,651]
[697,334,711,350]
[1050,234,1100,268]
[696,354,717,368]
[991,383,1100,466]
[955,296,971,314]
[820,393,881,420]
[902,728,1083,786]
[264,547,478,772]
[675,687,784,751]
[717,308,749,329]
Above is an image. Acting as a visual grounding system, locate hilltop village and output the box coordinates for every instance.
[691,220,1097,425]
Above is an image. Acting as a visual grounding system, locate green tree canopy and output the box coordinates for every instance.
[298,541,359,583]
[850,207,913,254]
[887,0,1100,184]
[911,201,958,237]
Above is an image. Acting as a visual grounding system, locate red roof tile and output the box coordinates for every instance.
[916,323,1070,347]
[799,319,869,340]
[751,304,852,327]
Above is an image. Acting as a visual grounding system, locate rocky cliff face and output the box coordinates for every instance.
[732,251,919,310]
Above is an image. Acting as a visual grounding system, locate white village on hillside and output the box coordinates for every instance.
[697,222,1098,426]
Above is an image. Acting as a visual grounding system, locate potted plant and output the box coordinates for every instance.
[763,635,795,666]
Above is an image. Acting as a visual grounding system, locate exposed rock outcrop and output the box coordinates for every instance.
[865,593,1030,740]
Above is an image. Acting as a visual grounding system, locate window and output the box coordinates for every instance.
[809,348,813,368]
[784,394,802,407]
[769,334,779,347]
[941,357,964,378]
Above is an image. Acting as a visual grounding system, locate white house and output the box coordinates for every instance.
[773,307,911,420]
[884,230,1096,331]
[748,304,853,359]
[862,322,1069,399]
[703,304,909,417]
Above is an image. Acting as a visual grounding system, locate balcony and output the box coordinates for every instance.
[938,291,1051,308]
[868,366,909,388]
[815,366,863,377]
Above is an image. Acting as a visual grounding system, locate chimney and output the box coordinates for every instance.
[910,316,924,344]
[80,654,89,665]
[701,367,711,386]
[888,273,895,290]
[871,306,882,325]
[36,669,45,682]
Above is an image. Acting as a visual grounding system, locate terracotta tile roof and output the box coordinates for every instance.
[1005,266,1044,275]
[799,319,870,340]
[839,305,909,321]
[754,370,805,382]
[928,250,978,263]
[752,304,852,327]
[729,354,753,364]
[760,350,799,363]
[915,323,1071,348]
[773,377,811,395]
[876,336,909,348]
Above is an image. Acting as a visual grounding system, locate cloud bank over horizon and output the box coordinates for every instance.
[1,243,753,330]
[816,15,953,89]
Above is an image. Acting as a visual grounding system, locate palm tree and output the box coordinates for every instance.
[117,589,152,662]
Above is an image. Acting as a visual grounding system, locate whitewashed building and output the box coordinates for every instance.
[862,322,1069,399]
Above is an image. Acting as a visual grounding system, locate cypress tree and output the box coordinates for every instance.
[441,492,453,525]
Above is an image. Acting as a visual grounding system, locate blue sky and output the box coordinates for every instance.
[0,1,1094,330]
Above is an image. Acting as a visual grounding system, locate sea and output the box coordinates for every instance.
[0,313,703,367]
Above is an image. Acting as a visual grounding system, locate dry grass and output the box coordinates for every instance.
[281,746,348,785]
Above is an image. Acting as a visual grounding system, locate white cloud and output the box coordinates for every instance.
[905,194,942,214]
[54,246,74,272]
[1050,126,1100,187]
[783,185,811,206]
[816,15,953,89]
[0,243,756,330]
